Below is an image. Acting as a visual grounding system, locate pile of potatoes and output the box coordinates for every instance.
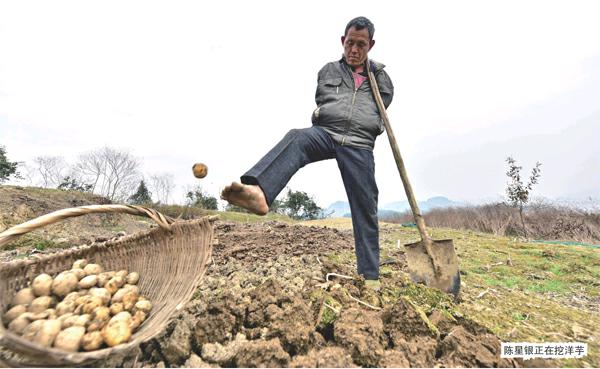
[2,259,152,352]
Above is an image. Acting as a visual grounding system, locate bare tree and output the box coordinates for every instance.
[73,147,141,201]
[74,150,106,193]
[33,156,68,188]
[99,147,141,201]
[16,163,36,186]
[149,173,175,204]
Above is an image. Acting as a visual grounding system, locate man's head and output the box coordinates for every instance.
[342,16,375,69]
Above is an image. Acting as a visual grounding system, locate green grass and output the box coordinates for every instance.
[153,204,295,224]
[1,233,61,251]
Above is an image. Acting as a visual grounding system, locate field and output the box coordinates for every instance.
[1,185,599,367]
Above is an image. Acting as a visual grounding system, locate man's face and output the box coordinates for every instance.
[341,26,375,68]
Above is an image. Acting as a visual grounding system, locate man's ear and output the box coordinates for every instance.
[341,36,346,46]
[368,39,375,51]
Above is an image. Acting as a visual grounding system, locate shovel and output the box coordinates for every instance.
[366,60,461,297]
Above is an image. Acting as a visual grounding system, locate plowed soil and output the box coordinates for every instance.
[100,221,519,368]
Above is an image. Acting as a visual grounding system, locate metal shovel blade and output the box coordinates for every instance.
[405,239,461,297]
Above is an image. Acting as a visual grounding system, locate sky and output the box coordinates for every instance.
[1,0,599,208]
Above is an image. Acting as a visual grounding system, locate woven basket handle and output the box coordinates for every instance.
[0,204,176,250]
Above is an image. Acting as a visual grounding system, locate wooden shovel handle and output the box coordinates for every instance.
[365,60,431,243]
[0,204,176,250]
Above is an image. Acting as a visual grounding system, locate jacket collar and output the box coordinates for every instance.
[339,55,386,73]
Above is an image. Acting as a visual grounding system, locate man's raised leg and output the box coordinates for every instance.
[222,127,335,214]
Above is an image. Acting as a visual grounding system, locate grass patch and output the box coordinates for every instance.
[152,204,295,224]
[1,233,61,251]
[527,280,569,294]
[549,265,565,276]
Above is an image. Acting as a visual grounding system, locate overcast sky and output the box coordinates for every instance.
[1,0,599,208]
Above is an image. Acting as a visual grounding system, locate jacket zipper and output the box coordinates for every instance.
[342,86,358,146]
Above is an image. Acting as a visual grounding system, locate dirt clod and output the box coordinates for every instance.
[184,354,213,368]
[379,349,411,368]
[333,307,387,367]
[160,319,192,365]
[290,347,357,368]
[234,338,291,368]
[194,295,243,347]
[437,325,517,368]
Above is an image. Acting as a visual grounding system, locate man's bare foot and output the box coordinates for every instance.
[220,182,269,216]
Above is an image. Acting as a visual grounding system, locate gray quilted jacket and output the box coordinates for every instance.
[312,57,394,150]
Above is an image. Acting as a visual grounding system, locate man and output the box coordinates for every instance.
[221,16,394,290]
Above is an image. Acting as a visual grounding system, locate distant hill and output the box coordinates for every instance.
[325,201,352,218]
[383,196,461,213]
[324,196,460,218]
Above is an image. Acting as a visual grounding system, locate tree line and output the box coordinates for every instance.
[1,145,328,219]
[1,145,176,204]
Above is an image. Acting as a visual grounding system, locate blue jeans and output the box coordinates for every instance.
[241,126,380,280]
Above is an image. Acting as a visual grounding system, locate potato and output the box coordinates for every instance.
[122,291,139,311]
[123,284,140,295]
[79,275,98,289]
[62,314,86,329]
[78,314,91,326]
[55,300,76,316]
[63,292,80,304]
[54,325,85,352]
[87,320,104,332]
[33,319,62,348]
[115,270,129,278]
[130,310,147,331]
[125,272,140,285]
[102,319,131,347]
[109,302,124,316]
[8,314,32,334]
[58,313,74,329]
[30,311,51,321]
[70,268,86,280]
[83,263,103,276]
[134,300,153,314]
[3,304,27,324]
[111,311,132,322]
[111,288,128,303]
[97,273,111,288]
[52,272,78,297]
[72,259,88,269]
[61,315,76,329]
[81,296,104,314]
[12,287,35,306]
[114,275,126,288]
[32,274,53,297]
[92,306,111,322]
[75,295,91,307]
[43,308,57,320]
[29,296,56,314]
[22,319,45,341]
[105,276,125,295]
[81,331,104,351]
[89,288,111,305]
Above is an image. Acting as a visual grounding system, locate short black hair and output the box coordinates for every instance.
[344,16,375,40]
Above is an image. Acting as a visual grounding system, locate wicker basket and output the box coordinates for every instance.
[0,205,215,367]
